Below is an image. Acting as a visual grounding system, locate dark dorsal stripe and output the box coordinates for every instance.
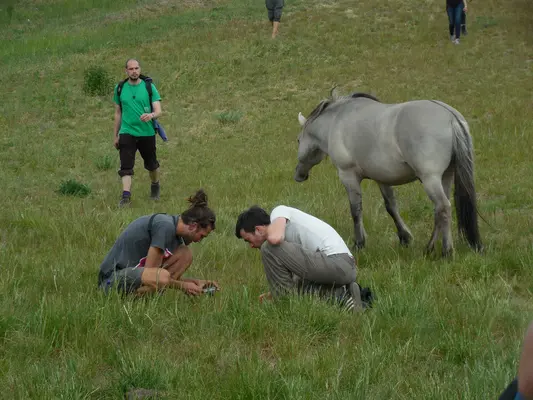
[350,92,380,102]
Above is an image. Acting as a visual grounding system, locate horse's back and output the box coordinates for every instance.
[331,99,458,181]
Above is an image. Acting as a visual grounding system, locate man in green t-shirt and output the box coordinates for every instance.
[113,59,162,207]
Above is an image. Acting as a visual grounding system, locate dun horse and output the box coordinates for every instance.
[294,90,482,256]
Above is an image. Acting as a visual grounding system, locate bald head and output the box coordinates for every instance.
[124,59,141,82]
[125,58,140,68]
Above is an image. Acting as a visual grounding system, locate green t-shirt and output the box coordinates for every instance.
[113,81,162,137]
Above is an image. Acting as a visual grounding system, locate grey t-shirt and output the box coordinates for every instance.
[98,214,184,284]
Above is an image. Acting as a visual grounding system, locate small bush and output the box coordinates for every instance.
[83,66,113,96]
[95,155,114,171]
[215,110,243,124]
[58,179,91,197]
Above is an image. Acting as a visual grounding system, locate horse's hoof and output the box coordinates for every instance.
[399,236,412,247]
[354,242,366,251]
[424,245,434,256]
[442,248,454,258]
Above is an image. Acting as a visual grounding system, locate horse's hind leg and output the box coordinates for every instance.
[421,175,453,257]
[378,184,413,246]
[441,167,454,253]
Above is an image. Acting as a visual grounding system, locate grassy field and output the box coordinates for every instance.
[1,0,533,398]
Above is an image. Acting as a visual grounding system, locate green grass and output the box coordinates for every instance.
[57,179,92,197]
[1,0,533,398]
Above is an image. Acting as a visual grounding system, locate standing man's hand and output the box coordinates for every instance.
[140,113,155,122]
[114,136,119,150]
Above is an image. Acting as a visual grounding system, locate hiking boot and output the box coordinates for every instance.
[335,285,356,313]
[342,283,375,311]
[119,194,131,207]
[150,182,160,200]
[358,284,375,309]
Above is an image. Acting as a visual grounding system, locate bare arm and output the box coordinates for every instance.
[140,101,162,122]
[151,100,162,119]
[143,246,164,269]
[266,217,287,245]
[518,322,533,399]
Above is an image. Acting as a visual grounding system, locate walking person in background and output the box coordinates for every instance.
[447,0,468,44]
[113,58,162,207]
[266,0,284,38]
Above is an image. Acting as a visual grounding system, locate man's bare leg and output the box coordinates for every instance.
[272,21,279,38]
[134,267,194,296]
[164,245,193,280]
[135,268,171,296]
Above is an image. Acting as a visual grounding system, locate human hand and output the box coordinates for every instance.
[198,280,220,290]
[182,281,203,296]
[140,113,154,122]
[259,292,273,303]
[114,136,119,150]
[463,5,467,12]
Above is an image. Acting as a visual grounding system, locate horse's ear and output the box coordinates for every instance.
[330,85,339,100]
[298,112,307,126]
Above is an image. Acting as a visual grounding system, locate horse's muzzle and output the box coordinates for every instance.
[294,164,310,182]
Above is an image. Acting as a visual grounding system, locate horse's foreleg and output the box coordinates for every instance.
[378,184,413,246]
[421,175,453,257]
[338,169,366,250]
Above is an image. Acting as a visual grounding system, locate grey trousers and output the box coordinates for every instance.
[260,241,357,298]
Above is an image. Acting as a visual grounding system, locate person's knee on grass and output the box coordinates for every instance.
[235,204,366,311]
[98,189,219,298]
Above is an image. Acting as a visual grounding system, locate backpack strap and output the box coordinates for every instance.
[116,78,129,110]
[140,74,154,112]
[147,213,167,242]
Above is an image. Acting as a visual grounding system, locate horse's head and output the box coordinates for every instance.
[294,111,327,182]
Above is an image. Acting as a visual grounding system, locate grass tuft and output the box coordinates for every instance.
[95,154,114,171]
[57,179,91,197]
[83,65,113,96]
[215,110,243,124]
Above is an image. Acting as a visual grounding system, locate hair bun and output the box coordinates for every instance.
[187,189,208,208]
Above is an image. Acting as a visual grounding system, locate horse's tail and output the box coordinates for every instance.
[434,102,483,252]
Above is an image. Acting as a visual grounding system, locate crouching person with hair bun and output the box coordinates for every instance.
[98,189,219,296]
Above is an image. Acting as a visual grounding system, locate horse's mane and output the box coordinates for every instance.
[349,92,380,102]
[303,92,380,127]
[304,100,330,127]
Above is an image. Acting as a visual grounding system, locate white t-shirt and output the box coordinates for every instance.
[270,205,353,257]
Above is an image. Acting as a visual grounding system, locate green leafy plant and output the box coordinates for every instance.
[83,65,112,96]
[57,179,91,197]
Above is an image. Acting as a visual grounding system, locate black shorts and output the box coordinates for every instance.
[118,134,160,177]
[266,0,283,22]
